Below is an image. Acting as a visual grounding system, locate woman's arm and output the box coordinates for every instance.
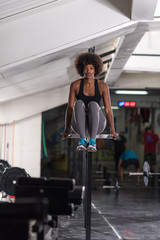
[101,82,118,139]
[61,82,76,139]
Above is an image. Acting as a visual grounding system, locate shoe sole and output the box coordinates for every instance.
[76,145,87,151]
[87,146,97,152]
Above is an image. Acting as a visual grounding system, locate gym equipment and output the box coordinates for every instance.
[67,133,116,240]
[1,167,30,196]
[0,160,11,192]
[0,159,30,197]
[15,177,82,215]
[68,133,118,140]
[103,178,120,197]
[94,166,120,196]
[0,163,4,173]
[129,161,160,187]
[0,199,48,240]
[0,159,11,169]
[69,185,85,205]
[15,177,84,240]
[103,162,160,194]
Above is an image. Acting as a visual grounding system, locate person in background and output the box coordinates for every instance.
[142,126,160,173]
[61,52,118,152]
[114,131,127,175]
[118,150,140,184]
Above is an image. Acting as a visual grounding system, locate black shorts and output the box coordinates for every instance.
[121,159,140,169]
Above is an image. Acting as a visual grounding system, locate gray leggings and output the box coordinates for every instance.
[71,100,106,139]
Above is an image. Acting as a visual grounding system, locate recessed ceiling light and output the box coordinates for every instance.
[111,106,119,110]
[115,90,148,95]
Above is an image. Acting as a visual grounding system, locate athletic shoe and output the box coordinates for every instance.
[76,138,88,151]
[87,138,97,152]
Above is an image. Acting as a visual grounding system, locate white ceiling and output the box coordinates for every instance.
[0,0,59,20]
[0,0,160,104]
[124,31,160,73]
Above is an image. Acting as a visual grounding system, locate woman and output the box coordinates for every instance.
[62,52,118,152]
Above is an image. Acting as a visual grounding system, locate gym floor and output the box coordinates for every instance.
[58,182,160,240]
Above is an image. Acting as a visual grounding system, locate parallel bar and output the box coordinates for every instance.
[68,134,112,139]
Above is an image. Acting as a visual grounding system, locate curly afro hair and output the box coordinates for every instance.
[74,52,103,77]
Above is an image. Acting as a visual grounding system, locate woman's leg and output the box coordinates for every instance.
[71,100,86,138]
[87,101,106,139]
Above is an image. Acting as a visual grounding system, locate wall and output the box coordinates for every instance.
[13,114,42,177]
[0,114,42,177]
[0,85,69,177]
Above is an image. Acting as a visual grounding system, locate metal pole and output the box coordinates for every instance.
[82,151,86,187]
[66,134,114,240]
[82,151,87,229]
[85,151,92,240]
[67,138,72,177]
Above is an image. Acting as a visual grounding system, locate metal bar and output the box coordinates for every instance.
[103,186,120,189]
[129,172,160,176]
[129,172,144,176]
[149,173,160,176]
[129,173,144,176]
[68,134,112,139]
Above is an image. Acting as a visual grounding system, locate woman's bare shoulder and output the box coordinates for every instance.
[72,79,81,84]
[69,79,81,94]
[71,79,81,88]
[98,80,108,92]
